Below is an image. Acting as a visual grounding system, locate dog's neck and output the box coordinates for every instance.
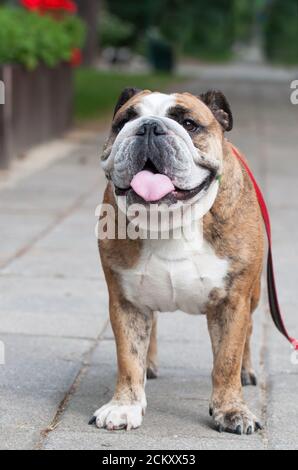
[208,139,244,222]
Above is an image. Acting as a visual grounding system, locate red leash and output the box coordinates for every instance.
[230,144,298,351]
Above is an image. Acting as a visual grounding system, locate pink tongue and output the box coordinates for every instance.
[131,170,175,202]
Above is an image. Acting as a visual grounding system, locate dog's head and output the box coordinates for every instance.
[101,88,232,208]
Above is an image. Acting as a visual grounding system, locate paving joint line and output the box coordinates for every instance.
[0,330,106,342]
[35,318,109,450]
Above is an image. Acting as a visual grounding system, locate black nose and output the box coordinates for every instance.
[136,120,166,137]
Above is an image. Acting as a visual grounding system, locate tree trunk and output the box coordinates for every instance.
[76,0,101,66]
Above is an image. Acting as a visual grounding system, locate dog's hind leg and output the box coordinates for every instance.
[241,317,257,386]
[241,279,261,386]
[146,312,158,379]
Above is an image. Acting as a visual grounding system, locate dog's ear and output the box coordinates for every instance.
[199,90,233,131]
[113,87,142,118]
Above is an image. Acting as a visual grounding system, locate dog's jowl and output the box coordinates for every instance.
[89,88,264,435]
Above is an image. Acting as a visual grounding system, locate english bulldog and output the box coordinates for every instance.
[89,88,264,434]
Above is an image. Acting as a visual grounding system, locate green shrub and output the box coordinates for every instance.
[99,11,135,48]
[179,0,235,61]
[233,0,256,43]
[106,0,235,59]
[0,6,85,69]
[264,0,298,64]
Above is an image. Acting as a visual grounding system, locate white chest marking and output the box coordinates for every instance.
[119,230,229,315]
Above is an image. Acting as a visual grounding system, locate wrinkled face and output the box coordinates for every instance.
[101,89,232,207]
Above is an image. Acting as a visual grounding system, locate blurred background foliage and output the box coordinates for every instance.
[264,0,298,65]
[100,10,135,49]
[0,0,297,67]
[0,0,297,124]
[100,0,298,64]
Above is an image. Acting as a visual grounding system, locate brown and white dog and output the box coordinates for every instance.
[89,88,264,435]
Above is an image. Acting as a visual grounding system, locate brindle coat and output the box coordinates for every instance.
[96,90,264,434]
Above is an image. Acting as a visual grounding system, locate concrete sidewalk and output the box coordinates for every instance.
[0,76,297,450]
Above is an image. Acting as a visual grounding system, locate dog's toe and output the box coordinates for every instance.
[212,403,262,435]
[88,415,96,425]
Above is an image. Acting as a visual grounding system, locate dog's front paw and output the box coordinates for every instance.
[88,401,144,431]
[210,402,262,435]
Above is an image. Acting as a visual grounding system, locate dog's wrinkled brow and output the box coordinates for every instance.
[167,105,189,122]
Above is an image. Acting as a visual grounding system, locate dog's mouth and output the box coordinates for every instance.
[114,159,217,203]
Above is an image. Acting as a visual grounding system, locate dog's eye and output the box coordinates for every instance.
[182,119,199,132]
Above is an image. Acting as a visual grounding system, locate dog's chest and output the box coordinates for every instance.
[119,234,229,315]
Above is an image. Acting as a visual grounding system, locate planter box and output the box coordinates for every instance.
[0,63,73,169]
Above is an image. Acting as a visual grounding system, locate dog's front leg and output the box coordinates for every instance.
[207,295,262,435]
[90,296,153,431]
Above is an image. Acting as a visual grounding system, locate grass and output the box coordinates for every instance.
[183,50,233,63]
[74,68,182,122]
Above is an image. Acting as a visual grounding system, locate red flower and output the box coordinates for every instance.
[21,0,41,9]
[21,0,77,13]
[42,0,77,13]
[70,48,82,67]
